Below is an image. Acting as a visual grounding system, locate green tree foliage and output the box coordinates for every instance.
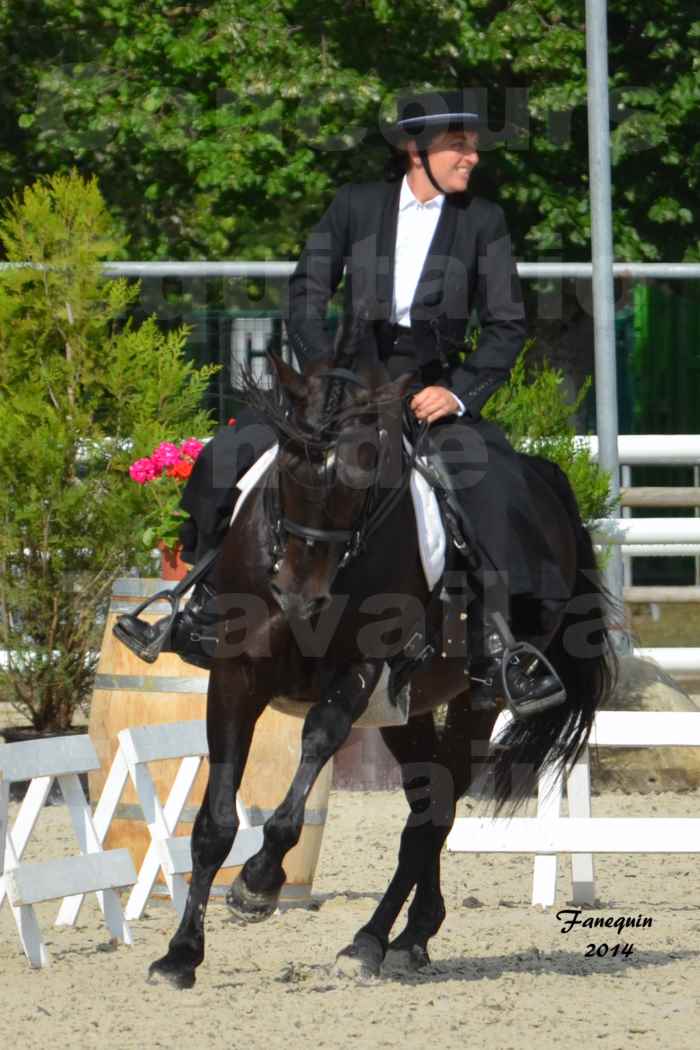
[0,2,696,263]
[0,169,218,729]
[473,0,700,262]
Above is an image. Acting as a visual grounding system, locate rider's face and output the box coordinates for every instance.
[409,130,480,195]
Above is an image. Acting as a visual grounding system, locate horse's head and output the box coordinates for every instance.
[259,352,414,620]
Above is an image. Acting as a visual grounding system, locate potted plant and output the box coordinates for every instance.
[0,169,218,737]
[128,438,206,579]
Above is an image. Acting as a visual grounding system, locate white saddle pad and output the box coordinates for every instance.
[230,442,279,525]
[408,463,446,591]
[231,442,446,592]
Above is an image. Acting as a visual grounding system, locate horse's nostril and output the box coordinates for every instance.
[307,595,332,617]
[269,582,286,610]
[270,585,330,619]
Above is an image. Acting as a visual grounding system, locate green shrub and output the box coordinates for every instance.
[484,343,614,525]
[0,170,218,730]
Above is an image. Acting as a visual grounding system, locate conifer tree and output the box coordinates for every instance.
[0,169,217,730]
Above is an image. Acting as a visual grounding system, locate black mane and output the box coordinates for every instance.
[236,357,404,456]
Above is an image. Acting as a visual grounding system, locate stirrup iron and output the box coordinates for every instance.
[112,547,219,663]
[112,587,180,663]
[490,612,567,719]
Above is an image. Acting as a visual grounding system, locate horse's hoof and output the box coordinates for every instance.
[383,944,431,974]
[147,953,197,990]
[333,932,384,979]
[226,873,279,923]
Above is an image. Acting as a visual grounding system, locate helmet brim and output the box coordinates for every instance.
[384,112,486,148]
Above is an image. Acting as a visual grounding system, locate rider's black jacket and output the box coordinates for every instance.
[285,180,527,420]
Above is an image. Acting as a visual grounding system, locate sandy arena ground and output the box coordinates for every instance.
[1,786,700,1050]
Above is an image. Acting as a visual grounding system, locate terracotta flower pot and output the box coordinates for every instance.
[158,541,189,581]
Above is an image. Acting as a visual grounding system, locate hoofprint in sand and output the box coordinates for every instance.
[1,788,699,1050]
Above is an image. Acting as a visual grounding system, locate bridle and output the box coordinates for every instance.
[264,369,428,582]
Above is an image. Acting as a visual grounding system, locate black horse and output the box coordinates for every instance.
[147,350,616,989]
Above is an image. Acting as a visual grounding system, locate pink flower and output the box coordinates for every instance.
[151,442,182,472]
[129,457,158,485]
[180,437,204,461]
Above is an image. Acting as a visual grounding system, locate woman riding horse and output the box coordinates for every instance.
[108,95,617,990]
[116,89,567,715]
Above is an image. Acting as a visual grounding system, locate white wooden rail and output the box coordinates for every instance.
[120,721,264,919]
[0,736,136,967]
[447,711,700,907]
[591,518,700,545]
[0,723,266,967]
[578,434,700,465]
[57,721,264,923]
[0,772,6,880]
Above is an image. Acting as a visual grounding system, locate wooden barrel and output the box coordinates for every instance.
[89,577,332,903]
[333,729,402,790]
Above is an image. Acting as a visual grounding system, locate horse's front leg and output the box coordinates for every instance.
[226,660,380,923]
[149,662,263,989]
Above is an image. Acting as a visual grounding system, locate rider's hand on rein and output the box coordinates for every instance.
[410,386,461,424]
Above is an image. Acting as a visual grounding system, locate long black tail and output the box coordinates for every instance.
[491,459,619,812]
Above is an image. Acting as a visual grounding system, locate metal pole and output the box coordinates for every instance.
[694,465,700,586]
[585,0,624,607]
[621,464,632,588]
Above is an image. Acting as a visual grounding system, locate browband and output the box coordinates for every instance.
[317,368,367,388]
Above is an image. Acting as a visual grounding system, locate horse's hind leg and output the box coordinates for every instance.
[384,699,479,973]
[332,713,443,977]
[148,663,262,989]
[226,662,379,924]
[335,701,475,978]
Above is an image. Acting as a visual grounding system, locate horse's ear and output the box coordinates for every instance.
[268,352,308,402]
[374,370,417,404]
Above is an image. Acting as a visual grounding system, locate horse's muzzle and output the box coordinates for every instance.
[269,583,331,620]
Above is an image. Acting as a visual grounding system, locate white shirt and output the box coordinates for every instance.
[391,175,445,327]
[391,175,465,417]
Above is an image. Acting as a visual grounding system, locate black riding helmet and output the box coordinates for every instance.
[386,89,485,195]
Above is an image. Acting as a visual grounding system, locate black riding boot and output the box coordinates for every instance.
[113,579,220,670]
[467,599,566,719]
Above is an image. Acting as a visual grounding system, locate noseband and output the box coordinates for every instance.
[265,423,390,578]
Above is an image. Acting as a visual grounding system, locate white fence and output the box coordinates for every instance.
[0,735,136,967]
[0,722,263,967]
[592,517,700,544]
[447,710,700,907]
[579,434,700,465]
[585,514,700,675]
